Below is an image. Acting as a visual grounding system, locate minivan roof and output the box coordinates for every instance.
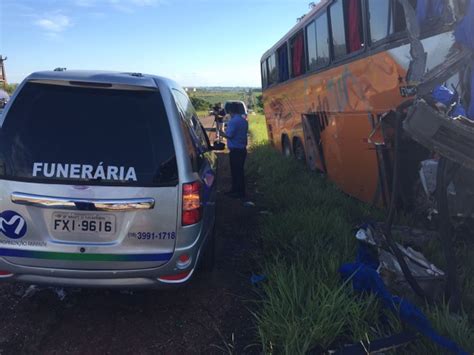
[25,70,179,89]
[225,100,246,105]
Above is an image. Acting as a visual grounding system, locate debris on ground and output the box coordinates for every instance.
[339,224,468,354]
[22,285,39,299]
[355,224,445,302]
[330,331,418,355]
[51,287,67,301]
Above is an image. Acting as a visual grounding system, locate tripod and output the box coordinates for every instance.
[211,112,224,143]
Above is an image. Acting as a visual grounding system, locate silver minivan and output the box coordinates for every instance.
[0,70,222,288]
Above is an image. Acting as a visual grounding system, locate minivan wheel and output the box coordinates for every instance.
[200,229,215,272]
[282,136,291,157]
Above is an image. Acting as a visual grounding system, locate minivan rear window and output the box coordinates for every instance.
[0,82,178,187]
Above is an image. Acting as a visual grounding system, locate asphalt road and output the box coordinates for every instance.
[0,116,260,354]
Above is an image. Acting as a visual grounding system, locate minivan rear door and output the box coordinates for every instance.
[0,81,179,270]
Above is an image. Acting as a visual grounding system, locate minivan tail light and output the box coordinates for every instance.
[0,270,13,278]
[182,181,202,226]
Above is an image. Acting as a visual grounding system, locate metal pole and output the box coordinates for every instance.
[0,55,7,89]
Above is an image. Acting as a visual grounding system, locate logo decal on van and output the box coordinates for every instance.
[0,211,27,239]
[32,162,138,182]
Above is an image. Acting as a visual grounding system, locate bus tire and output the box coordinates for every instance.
[293,138,306,163]
[282,135,291,157]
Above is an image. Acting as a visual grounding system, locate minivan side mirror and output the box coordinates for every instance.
[212,141,226,151]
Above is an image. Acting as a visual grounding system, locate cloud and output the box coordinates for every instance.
[35,13,72,33]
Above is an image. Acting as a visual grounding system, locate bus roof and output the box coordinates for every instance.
[260,0,331,62]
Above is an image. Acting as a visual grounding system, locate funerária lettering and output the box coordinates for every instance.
[32,162,138,182]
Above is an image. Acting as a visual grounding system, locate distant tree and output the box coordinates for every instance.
[190,96,212,111]
[256,94,264,113]
[246,89,255,109]
[4,83,18,95]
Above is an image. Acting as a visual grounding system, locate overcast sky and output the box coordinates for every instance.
[1,0,317,87]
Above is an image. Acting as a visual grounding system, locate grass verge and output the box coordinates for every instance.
[246,114,474,353]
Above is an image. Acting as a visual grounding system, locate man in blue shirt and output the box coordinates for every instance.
[220,103,249,198]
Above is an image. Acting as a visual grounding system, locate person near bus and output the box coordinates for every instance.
[219,103,248,198]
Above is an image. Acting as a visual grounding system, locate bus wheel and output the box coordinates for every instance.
[293,138,306,162]
[282,136,291,157]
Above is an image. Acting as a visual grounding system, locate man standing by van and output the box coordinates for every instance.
[220,103,248,198]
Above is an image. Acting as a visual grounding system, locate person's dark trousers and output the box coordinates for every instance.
[229,148,247,197]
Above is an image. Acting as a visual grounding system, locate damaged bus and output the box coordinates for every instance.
[260,0,473,212]
[261,0,474,307]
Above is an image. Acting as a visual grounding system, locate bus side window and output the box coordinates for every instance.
[267,54,278,85]
[261,61,268,88]
[368,0,394,43]
[306,21,318,71]
[290,30,306,77]
[330,0,363,59]
[278,44,289,82]
[368,0,407,44]
[306,11,330,71]
[316,12,330,67]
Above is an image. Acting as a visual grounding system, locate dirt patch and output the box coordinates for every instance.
[0,117,261,354]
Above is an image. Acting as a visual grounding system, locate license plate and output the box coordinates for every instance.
[52,212,116,234]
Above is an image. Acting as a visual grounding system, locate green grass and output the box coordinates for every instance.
[247,113,268,144]
[196,110,211,118]
[247,116,474,354]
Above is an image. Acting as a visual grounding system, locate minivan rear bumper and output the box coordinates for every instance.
[5,268,196,288]
[0,229,209,288]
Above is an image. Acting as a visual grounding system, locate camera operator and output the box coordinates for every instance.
[0,89,9,109]
[211,102,226,140]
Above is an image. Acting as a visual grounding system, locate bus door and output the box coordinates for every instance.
[302,113,328,173]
